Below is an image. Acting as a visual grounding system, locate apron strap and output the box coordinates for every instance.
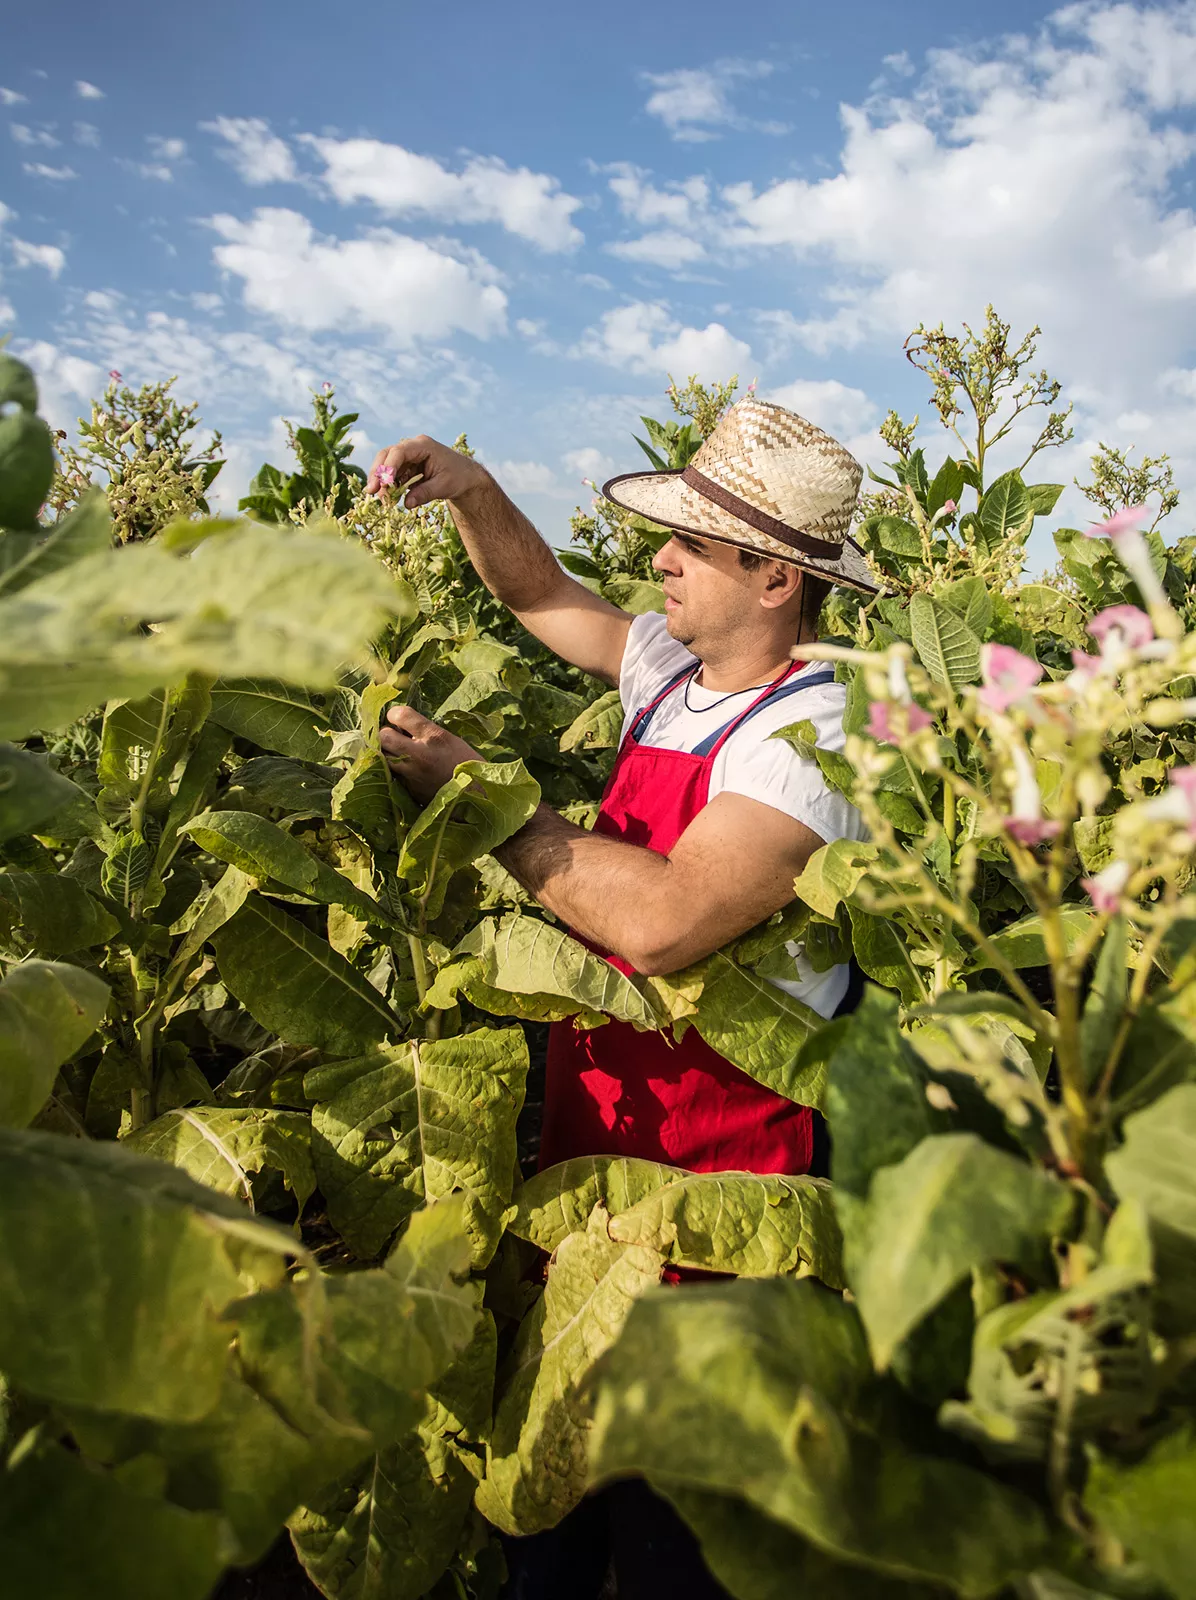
[692,665,839,759]
[627,663,698,744]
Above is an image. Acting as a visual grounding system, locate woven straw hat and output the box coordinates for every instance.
[603,397,877,595]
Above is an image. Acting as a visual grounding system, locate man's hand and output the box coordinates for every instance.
[366,435,490,509]
[380,705,482,804]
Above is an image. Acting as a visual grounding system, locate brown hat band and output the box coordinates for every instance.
[680,466,839,560]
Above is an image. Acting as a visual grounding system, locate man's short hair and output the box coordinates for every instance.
[736,547,832,630]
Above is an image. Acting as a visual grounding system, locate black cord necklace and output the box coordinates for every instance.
[682,669,773,713]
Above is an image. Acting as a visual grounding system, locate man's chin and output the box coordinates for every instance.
[664,609,695,646]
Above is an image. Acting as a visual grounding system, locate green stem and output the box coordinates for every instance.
[130,691,172,839]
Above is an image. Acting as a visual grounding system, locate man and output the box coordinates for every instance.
[371,399,877,1597]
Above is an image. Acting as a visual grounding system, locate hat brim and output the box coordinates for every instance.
[603,469,880,596]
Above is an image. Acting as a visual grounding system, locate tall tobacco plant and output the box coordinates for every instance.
[1,311,1195,1600]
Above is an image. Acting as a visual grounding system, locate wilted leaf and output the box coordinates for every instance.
[307,1027,528,1263]
[560,690,623,753]
[686,951,824,1107]
[475,1212,665,1536]
[793,838,879,921]
[509,1155,686,1252]
[607,1170,844,1285]
[125,1106,315,1211]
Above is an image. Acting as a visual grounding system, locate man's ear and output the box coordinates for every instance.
[759,561,802,611]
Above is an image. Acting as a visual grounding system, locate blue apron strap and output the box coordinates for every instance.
[627,664,697,744]
[691,668,839,758]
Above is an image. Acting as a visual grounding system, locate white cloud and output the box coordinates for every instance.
[763,378,878,440]
[607,231,707,269]
[74,81,104,100]
[641,59,784,142]
[303,135,584,252]
[148,135,187,161]
[0,89,27,106]
[83,289,120,311]
[0,298,14,325]
[203,117,297,185]
[11,123,59,148]
[191,291,222,312]
[11,238,65,278]
[207,206,508,344]
[563,445,614,483]
[11,340,102,429]
[578,301,751,380]
[127,162,173,182]
[515,317,544,337]
[22,162,76,180]
[74,121,100,147]
[492,459,565,496]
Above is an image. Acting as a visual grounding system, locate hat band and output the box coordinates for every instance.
[680,466,841,560]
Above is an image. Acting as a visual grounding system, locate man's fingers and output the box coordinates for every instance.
[365,437,431,496]
[385,703,436,736]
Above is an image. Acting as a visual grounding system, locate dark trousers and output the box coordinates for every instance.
[500,1480,732,1600]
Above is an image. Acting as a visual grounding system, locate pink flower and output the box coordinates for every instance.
[942,498,957,515]
[1171,766,1196,838]
[1088,604,1153,650]
[1070,649,1101,678]
[978,643,1044,713]
[108,369,122,381]
[322,381,333,392]
[1085,505,1149,541]
[1082,860,1131,914]
[746,377,758,395]
[867,700,932,744]
[375,463,396,488]
[1005,818,1063,846]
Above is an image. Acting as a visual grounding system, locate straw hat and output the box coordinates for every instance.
[602,397,878,595]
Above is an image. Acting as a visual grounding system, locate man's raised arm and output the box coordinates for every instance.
[368,436,632,687]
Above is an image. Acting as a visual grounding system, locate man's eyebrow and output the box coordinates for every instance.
[676,533,708,554]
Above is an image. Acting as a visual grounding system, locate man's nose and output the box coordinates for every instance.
[652,538,681,575]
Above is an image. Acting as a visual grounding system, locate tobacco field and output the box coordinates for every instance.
[2,309,1196,1600]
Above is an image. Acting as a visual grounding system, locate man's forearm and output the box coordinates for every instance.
[494,805,680,974]
[449,477,562,614]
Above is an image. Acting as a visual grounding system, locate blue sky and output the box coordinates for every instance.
[3,0,1196,565]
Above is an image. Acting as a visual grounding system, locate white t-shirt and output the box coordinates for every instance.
[617,612,866,1018]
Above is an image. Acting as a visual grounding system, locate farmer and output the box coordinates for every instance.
[371,400,876,1593]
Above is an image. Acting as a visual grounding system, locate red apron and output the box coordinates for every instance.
[539,657,837,1176]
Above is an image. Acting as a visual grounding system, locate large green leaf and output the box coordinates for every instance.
[442,912,659,1028]
[0,868,120,954]
[0,959,109,1128]
[224,753,338,817]
[307,1027,528,1264]
[0,741,90,841]
[687,951,825,1107]
[144,1201,479,1566]
[291,1299,497,1600]
[910,594,982,688]
[474,1210,665,1536]
[978,471,1032,550]
[1107,1084,1196,1329]
[976,907,1094,970]
[183,809,387,924]
[125,1106,315,1211]
[607,1170,844,1285]
[590,1276,1050,1595]
[0,1442,224,1600]
[0,489,111,597]
[663,1488,945,1600]
[0,520,407,741]
[1086,1427,1196,1600]
[208,679,333,761]
[397,759,540,920]
[825,987,941,1197]
[844,1133,1074,1367]
[559,689,623,753]
[793,838,878,920]
[213,892,401,1054]
[509,1155,686,1252]
[0,1127,293,1420]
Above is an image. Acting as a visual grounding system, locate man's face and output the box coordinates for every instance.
[652,533,772,656]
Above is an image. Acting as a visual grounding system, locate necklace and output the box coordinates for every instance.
[682,670,773,713]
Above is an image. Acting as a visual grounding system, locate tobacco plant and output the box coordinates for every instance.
[2,312,1195,1600]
